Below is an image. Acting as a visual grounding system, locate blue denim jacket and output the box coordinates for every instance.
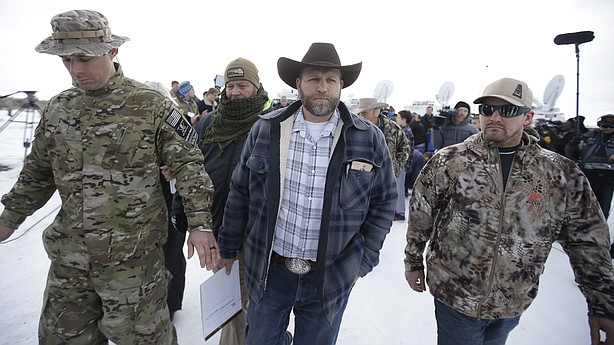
[218,101,397,323]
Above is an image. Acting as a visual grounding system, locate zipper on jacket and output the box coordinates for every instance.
[476,147,506,319]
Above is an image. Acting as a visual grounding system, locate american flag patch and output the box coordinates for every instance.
[165,109,198,147]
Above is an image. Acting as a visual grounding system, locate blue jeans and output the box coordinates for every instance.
[245,259,348,345]
[434,299,521,345]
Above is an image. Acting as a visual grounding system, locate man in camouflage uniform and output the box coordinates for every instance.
[405,78,614,345]
[0,10,217,345]
[355,98,410,220]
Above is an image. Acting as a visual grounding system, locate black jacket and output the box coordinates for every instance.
[172,110,253,237]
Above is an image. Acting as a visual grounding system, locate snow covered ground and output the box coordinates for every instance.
[0,109,611,344]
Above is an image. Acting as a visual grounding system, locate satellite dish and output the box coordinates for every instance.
[437,81,455,107]
[533,98,544,108]
[543,75,565,111]
[374,80,394,102]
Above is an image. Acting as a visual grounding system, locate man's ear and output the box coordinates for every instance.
[524,111,535,126]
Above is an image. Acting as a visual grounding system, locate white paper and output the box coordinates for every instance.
[169,179,177,194]
[200,260,242,341]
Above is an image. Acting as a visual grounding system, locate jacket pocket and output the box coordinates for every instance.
[339,160,375,210]
[99,124,153,174]
[246,155,268,200]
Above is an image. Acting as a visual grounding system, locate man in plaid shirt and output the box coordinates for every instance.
[217,42,397,345]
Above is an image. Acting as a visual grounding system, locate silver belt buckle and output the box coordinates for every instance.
[285,258,311,275]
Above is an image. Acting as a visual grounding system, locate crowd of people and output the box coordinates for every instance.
[0,9,613,345]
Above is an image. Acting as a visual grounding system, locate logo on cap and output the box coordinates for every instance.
[513,84,523,99]
[227,67,245,79]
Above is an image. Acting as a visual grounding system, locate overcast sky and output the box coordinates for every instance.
[1,0,613,125]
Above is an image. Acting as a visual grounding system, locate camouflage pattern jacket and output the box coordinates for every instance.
[405,128,614,319]
[176,95,199,119]
[0,64,213,267]
[378,115,410,177]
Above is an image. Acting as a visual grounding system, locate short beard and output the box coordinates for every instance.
[299,89,340,117]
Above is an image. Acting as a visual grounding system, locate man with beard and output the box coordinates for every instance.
[173,57,270,345]
[404,77,614,345]
[216,42,397,345]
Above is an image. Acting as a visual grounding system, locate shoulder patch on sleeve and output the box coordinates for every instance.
[165,109,198,147]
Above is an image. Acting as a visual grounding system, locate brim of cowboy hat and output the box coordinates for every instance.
[35,35,130,56]
[356,102,389,113]
[277,58,362,89]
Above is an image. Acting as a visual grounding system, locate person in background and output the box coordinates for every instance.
[422,105,434,132]
[431,101,479,150]
[405,146,426,192]
[566,113,614,258]
[421,105,435,151]
[532,118,559,151]
[356,98,410,221]
[551,116,589,157]
[170,80,180,98]
[387,105,396,118]
[397,110,416,197]
[176,80,199,124]
[410,112,427,153]
[0,10,217,344]
[175,57,270,345]
[272,95,291,111]
[216,42,397,345]
[405,77,614,345]
[196,87,220,121]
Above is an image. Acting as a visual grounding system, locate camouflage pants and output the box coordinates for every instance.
[38,246,177,344]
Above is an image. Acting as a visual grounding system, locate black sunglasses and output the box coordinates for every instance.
[479,104,530,117]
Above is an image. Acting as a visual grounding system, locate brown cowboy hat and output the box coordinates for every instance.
[277,42,362,89]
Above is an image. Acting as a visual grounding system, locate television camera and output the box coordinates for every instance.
[432,106,458,128]
[533,119,564,149]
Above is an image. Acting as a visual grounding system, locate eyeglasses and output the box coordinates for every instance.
[479,104,530,117]
[600,124,614,129]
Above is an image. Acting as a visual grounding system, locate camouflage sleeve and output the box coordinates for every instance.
[396,128,410,167]
[558,162,614,318]
[157,102,214,231]
[0,113,57,229]
[405,152,442,271]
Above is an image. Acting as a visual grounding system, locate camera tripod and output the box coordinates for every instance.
[0,91,41,164]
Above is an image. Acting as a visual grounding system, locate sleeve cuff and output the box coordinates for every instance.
[0,209,26,229]
[590,307,614,320]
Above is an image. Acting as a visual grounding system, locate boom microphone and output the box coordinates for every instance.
[554,31,595,45]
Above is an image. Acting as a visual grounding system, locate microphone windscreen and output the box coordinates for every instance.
[554,31,595,45]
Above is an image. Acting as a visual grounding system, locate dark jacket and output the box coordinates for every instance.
[217,101,397,323]
[431,115,479,150]
[172,101,273,226]
[197,112,248,236]
[410,120,427,146]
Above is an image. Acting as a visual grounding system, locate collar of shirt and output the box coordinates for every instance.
[293,107,340,139]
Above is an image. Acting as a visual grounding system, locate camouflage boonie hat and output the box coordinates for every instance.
[35,10,129,56]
